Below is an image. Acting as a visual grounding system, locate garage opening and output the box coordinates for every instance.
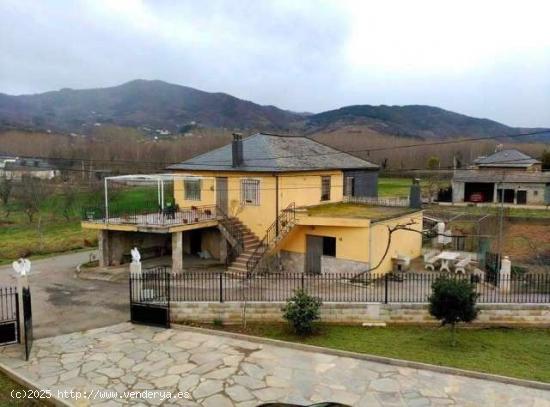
[464,182,494,202]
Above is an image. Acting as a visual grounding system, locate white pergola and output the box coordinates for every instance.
[103,173,214,220]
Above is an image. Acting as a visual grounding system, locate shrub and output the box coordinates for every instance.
[282,289,322,335]
[428,276,479,346]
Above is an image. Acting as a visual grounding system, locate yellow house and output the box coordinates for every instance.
[82,133,422,275]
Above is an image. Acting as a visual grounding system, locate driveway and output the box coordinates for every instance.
[0,251,129,338]
[0,323,548,406]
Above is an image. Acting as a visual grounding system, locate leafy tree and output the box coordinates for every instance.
[282,289,322,335]
[428,277,479,346]
[541,149,550,170]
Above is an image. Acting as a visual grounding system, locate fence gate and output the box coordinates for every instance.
[130,267,170,328]
[22,287,32,361]
[0,287,19,346]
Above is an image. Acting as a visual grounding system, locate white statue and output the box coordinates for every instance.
[131,247,141,264]
[12,258,31,277]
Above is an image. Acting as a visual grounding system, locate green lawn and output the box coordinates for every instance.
[306,203,418,221]
[0,370,45,406]
[216,323,550,383]
[378,177,413,197]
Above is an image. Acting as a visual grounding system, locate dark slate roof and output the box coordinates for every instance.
[473,149,540,168]
[167,133,379,172]
[453,169,550,183]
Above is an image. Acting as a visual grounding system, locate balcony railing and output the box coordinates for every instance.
[82,203,219,227]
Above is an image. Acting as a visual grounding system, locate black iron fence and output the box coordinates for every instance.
[0,287,19,346]
[139,269,550,304]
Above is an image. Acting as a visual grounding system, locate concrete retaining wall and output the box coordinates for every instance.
[171,302,550,326]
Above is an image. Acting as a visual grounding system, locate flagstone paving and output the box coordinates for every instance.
[0,323,548,406]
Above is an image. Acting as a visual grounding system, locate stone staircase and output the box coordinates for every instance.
[225,218,262,275]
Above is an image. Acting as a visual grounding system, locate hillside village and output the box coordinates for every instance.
[0,1,549,406]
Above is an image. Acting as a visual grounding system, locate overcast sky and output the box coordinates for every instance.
[1,0,549,127]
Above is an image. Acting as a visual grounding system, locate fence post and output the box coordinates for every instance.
[219,272,223,303]
[301,274,305,291]
[384,273,389,304]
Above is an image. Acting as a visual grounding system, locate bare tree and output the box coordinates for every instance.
[15,176,52,223]
[59,182,79,221]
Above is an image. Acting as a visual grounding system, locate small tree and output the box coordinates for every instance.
[15,176,52,223]
[427,156,440,170]
[428,277,479,346]
[282,289,322,335]
[59,182,79,221]
[0,175,13,217]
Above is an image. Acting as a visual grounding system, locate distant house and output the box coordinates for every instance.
[452,149,550,205]
[0,156,60,180]
[82,133,423,275]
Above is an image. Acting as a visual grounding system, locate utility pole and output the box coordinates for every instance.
[496,170,505,265]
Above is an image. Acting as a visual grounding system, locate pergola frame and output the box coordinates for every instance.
[103,173,214,220]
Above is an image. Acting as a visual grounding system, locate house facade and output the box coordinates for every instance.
[452,149,550,205]
[82,133,422,275]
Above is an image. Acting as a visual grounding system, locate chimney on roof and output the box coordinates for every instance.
[232,133,243,168]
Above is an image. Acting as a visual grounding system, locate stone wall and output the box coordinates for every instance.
[171,302,550,326]
[279,250,369,274]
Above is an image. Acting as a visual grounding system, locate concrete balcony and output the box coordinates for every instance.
[81,204,220,233]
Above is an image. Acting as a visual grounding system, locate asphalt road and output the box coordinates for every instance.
[0,251,130,339]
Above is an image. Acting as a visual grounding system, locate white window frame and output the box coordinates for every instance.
[184,179,201,201]
[241,178,260,205]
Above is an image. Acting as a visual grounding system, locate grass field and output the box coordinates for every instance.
[215,323,550,383]
[377,177,413,197]
[0,186,161,265]
[427,204,550,219]
[0,193,97,265]
[0,371,43,406]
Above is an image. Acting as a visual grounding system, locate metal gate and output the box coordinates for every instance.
[22,287,32,361]
[130,267,170,328]
[0,287,19,346]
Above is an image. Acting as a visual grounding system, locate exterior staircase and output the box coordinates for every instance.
[245,202,296,276]
[225,218,263,276]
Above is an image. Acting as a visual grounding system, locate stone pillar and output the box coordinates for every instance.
[219,239,228,264]
[493,183,498,203]
[172,231,183,273]
[129,260,143,300]
[499,256,511,293]
[98,230,110,267]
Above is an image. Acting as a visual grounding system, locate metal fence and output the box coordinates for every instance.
[343,196,410,207]
[142,269,550,304]
[82,204,219,226]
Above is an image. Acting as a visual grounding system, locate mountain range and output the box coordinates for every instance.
[1,79,548,141]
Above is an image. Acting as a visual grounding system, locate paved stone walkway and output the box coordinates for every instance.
[0,323,548,406]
